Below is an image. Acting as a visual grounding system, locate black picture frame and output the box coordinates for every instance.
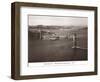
[11,2,98,80]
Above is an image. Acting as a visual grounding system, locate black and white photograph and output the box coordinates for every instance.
[11,2,97,79]
[28,15,88,62]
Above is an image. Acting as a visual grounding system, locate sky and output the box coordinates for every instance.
[28,15,88,27]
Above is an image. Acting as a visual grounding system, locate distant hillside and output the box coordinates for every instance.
[29,25,87,30]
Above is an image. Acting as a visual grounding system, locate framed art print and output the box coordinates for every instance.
[11,2,97,80]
